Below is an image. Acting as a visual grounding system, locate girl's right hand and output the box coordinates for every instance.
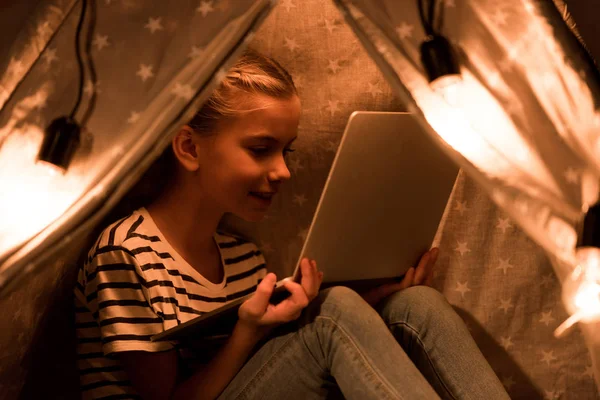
[238,258,323,331]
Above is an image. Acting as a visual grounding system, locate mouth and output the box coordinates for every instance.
[249,191,276,200]
[249,191,276,206]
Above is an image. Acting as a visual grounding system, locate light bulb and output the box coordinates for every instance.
[554,246,600,337]
[430,74,462,106]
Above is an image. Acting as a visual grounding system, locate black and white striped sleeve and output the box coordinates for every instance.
[82,245,174,356]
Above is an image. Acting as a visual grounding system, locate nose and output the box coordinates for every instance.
[268,155,292,183]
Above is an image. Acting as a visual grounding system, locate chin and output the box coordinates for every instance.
[234,210,268,223]
[241,213,267,223]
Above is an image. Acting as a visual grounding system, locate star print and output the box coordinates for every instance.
[32,91,48,109]
[188,46,204,59]
[367,82,383,98]
[454,200,468,215]
[260,242,274,254]
[37,21,52,36]
[7,58,24,75]
[544,390,563,400]
[499,298,513,313]
[395,22,414,39]
[12,307,23,322]
[197,1,214,17]
[288,157,303,173]
[540,273,554,287]
[136,64,154,82]
[323,18,337,34]
[454,240,470,256]
[325,100,341,117]
[145,17,164,34]
[280,0,296,12]
[564,167,579,184]
[127,111,140,124]
[172,82,194,100]
[327,59,341,74]
[298,228,309,241]
[284,37,299,52]
[293,193,307,206]
[583,364,594,378]
[501,375,516,390]
[323,140,338,152]
[540,350,557,366]
[497,258,514,275]
[500,336,514,350]
[496,217,511,233]
[492,10,509,26]
[454,281,471,298]
[539,311,555,326]
[93,34,109,51]
[42,48,58,65]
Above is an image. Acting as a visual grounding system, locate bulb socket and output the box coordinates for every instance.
[577,202,600,248]
[37,116,81,172]
[420,35,460,83]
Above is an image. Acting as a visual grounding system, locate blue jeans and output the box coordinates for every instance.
[217,286,509,399]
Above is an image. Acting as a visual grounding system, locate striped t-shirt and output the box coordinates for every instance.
[74,207,267,399]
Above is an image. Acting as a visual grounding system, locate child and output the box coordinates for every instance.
[74,48,509,399]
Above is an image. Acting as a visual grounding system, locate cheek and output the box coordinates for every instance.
[219,154,263,191]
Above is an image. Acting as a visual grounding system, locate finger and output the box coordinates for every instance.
[413,251,430,285]
[399,267,415,290]
[263,280,309,324]
[300,259,319,300]
[429,247,440,264]
[244,273,276,315]
[373,268,416,300]
[282,280,310,310]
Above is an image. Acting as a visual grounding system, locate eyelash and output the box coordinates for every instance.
[250,147,296,157]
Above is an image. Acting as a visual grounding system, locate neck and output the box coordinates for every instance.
[146,182,223,256]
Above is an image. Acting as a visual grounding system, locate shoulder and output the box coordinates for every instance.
[85,209,157,265]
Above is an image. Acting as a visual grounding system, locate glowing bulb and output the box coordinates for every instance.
[430,74,462,106]
[421,70,559,196]
[554,247,600,337]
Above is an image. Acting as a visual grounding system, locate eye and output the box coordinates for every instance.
[249,146,270,157]
[283,147,296,157]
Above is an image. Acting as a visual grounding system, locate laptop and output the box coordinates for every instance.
[151,111,459,341]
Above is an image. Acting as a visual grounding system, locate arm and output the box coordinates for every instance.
[118,320,266,400]
[119,259,322,400]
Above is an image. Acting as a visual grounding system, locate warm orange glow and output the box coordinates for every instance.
[555,247,600,337]
[419,70,560,196]
[0,124,82,258]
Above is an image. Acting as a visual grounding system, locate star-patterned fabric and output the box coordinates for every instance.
[221,0,599,398]
[0,0,600,399]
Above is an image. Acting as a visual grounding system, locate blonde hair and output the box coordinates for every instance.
[188,48,298,135]
[113,49,298,213]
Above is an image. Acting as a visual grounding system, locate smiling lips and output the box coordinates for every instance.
[249,191,276,200]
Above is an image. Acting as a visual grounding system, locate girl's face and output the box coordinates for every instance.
[196,94,301,222]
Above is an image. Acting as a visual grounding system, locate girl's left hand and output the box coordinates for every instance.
[360,248,439,307]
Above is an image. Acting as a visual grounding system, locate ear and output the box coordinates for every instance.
[172,126,200,172]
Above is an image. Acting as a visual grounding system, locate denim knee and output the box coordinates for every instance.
[302,286,375,324]
[377,285,459,328]
[320,286,366,308]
